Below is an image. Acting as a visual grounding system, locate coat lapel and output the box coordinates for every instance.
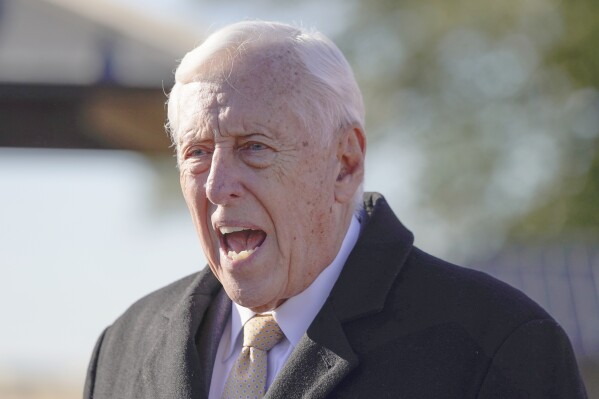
[331,193,414,323]
[196,288,232,398]
[265,301,358,399]
[135,268,225,399]
[267,193,414,398]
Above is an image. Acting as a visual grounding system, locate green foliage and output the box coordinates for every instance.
[336,0,599,253]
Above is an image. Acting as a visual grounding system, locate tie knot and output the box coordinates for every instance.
[243,314,284,351]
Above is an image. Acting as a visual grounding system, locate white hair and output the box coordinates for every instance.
[166,20,366,209]
[167,20,364,145]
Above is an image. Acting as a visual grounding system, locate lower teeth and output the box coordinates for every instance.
[228,248,255,260]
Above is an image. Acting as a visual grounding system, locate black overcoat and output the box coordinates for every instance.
[84,193,587,398]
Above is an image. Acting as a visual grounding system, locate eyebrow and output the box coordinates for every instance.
[238,132,271,140]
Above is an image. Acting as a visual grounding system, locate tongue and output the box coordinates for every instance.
[226,230,266,253]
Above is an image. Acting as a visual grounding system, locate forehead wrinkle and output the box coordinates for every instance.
[194,81,238,141]
[177,81,232,144]
[180,47,308,144]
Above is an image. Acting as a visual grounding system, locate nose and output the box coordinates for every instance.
[205,147,242,205]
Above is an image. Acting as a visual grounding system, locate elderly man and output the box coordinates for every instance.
[84,21,587,398]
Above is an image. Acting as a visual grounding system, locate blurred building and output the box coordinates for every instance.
[0,0,202,151]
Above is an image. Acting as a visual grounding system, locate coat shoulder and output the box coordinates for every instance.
[98,268,217,360]
[405,247,550,317]
[392,247,554,350]
[113,270,206,328]
[85,269,218,398]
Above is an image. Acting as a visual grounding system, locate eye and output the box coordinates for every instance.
[243,142,268,151]
[189,148,209,157]
[185,146,212,159]
[181,145,213,174]
[238,141,275,168]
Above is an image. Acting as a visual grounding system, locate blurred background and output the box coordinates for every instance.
[1,0,597,397]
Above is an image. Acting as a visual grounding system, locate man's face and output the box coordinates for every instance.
[176,49,350,312]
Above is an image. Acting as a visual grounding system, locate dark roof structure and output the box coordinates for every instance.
[471,241,599,360]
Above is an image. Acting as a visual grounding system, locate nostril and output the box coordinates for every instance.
[205,173,243,205]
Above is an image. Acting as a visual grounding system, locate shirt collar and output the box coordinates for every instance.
[223,215,361,360]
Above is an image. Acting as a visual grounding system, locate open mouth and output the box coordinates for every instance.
[218,226,267,260]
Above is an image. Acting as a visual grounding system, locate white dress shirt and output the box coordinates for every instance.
[208,216,361,399]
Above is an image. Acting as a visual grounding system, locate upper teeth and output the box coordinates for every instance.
[219,226,247,234]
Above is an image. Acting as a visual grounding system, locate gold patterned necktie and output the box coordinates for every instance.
[221,314,284,399]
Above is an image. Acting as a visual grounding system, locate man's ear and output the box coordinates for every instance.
[334,124,366,204]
